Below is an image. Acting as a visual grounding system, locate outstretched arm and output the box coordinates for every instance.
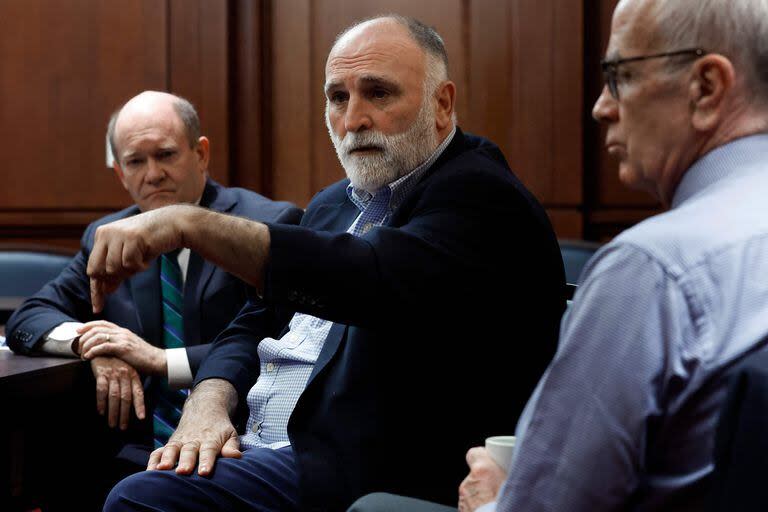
[87,204,270,313]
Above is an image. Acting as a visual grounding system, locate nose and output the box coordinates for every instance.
[144,158,165,184]
[592,85,618,124]
[344,96,373,133]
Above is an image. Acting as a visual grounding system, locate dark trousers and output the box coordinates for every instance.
[103,446,299,511]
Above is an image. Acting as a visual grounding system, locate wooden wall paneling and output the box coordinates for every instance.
[546,209,583,240]
[230,0,267,195]
[0,0,168,210]
[549,0,584,206]
[0,0,169,249]
[470,0,583,210]
[464,0,511,154]
[271,0,314,206]
[169,0,230,184]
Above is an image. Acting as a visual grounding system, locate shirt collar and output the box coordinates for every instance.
[347,126,457,212]
[672,133,768,209]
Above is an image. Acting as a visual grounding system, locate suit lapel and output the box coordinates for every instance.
[184,178,237,345]
[129,259,162,346]
[310,199,359,232]
[307,322,347,386]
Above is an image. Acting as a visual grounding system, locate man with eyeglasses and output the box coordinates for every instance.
[461,0,768,510]
[349,0,768,511]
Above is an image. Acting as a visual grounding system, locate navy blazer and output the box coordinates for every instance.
[195,130,566,509]
[7,179,302,439]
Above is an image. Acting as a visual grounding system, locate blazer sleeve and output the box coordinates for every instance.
[263,167,544,329]
[273,204,304,226]
[6,225,97,355]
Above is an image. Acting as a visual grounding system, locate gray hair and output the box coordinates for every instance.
[107,94,201,164]
[334,15,450,94]
[649,0,768,102]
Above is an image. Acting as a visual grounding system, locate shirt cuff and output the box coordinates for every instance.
[476,501,497,512]
[41,321,84,357]
[166,347,194,389]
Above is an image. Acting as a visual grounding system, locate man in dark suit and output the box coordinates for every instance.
[6,91,302,464]
[94,17,564,511]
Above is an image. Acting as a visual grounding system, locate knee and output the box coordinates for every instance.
[103,471,159,511]
[348,492,401,512]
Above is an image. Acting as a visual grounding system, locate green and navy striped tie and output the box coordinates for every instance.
[153,251,189,448]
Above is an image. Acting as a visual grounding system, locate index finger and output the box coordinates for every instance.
[79,320,119,333]
[148,447,164,470]
[87,235,109,313]
[90,277,105,314]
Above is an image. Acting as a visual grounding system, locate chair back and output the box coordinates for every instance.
[0,246,74,321]
[558,239,602,285]
[709,347,768,511]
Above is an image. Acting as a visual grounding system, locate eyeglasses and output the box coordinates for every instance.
[601,48,706,100]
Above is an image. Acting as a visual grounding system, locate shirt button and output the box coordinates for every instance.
[252,423,261,433]
[266,363,275,372]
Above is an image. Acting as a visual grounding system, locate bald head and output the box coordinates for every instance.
[330,15,449,90]
[332,15,448,72]
[108,91,200,164]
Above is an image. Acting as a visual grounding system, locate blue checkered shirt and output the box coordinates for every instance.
[240,128,456,449]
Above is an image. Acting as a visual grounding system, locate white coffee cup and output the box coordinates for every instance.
[485,435,516,472]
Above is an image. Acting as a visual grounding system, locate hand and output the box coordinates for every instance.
[148,379,241,476]
[90,356,146,430]
[457,447,507,512]
[87,205,188,313]
[78,320,167,375]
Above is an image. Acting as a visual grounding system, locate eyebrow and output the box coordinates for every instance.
[121,151,143,161]
[324,75,402,95]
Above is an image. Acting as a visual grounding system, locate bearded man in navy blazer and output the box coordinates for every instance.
[96,16,565,511]
[6,91,302,470]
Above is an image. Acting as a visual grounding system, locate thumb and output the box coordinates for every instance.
[465,446,487,466]
[221,435,242,459]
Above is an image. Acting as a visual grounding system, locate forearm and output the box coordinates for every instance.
[176,206,270,292]
[186,378,238,419]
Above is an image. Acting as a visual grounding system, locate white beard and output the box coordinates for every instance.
[326,95,439,193]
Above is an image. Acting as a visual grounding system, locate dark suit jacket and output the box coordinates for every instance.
[7,179,302,446]
[195,129,566,510]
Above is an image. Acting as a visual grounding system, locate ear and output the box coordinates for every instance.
[113,161,130,191]
[195,136,211,172]
[434,80,456,131]
[689,54,735,132]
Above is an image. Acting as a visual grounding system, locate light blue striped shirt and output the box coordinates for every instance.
[240,128,456,449]
[492,134,768,511]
